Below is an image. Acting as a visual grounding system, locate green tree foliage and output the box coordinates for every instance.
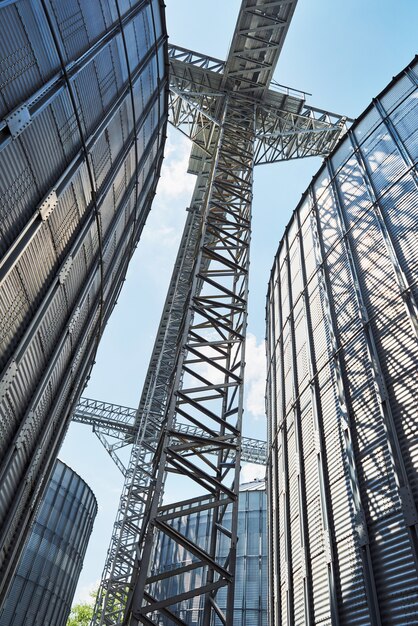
[66,591,95,626]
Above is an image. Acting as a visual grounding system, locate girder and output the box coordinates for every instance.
[168,45,349,164]
[254,102,347,163]
[123,95,255,626]
[168,45,224,157]
[92,2,353,624]
[75,397,137,438]
[73,397,267,467]
[91,168,214,626]
[224,0,298,96]
[168,87,219,156]
[168,44,225,75]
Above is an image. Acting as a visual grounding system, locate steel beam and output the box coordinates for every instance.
[73,397,268,467]
[121,94,255,626]
[91,166,214,625]
[254,103,347,163]
[224,0,298,97]
[91,1,354,624]
[168,50,349,164]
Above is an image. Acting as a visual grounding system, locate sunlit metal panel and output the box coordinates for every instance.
[0,0,168,601]
[0,459,97,626]
[266,58,418,625]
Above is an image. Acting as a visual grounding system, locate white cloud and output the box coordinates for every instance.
[157,134,196,200]
[73,578,101,605]
[244,333,266,419]
[132,131,197,283]
[241,462,266,484]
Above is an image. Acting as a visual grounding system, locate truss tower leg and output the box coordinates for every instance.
[91,183,211,625]
[123,96,255,626]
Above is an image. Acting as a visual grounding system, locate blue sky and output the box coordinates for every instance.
[59,0,418,603]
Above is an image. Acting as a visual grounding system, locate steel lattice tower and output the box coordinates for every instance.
[90,1,350,624]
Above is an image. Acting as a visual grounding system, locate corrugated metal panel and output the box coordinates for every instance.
[0,267,30,368]
[0,141,38,255]
[48,182,82,257]
[19,102,66,192]
[51,88,82,163]
[267,58,418,625]
[46,0,90,63]
[0,1,58,119]
[17,224,56,302]
[378,171,418,297]
[73,60,103,136]
[91,131,112,190]
[380,74,416,114]
[106,97,130,162]
[97,0,118,30]
[94,42,122,112]
[62,240,90,305]
[100,184,117,237]
[37,288,69,359]
[359,127,406,195]
[353,106,382,147]
[0,459,97,626]
[310,554,330,621]
[4,330,47,435]
[0,0,168,597]
[117,0,133,20]
[389,94,418,160]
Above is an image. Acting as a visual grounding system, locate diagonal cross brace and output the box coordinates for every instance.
[90,3,352,625]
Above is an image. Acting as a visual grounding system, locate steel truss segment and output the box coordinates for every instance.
[169,51,225,103]
[91,1,351,620]
[224,0,298,95]
[121,97,255,626]
[91,413,162,626]
[254,102,348,163]
[134,169,212,429]
[90,166,213,625]
[72,396,267,471]
[168,44,226,74]
[74,397,137,438]
[168,51,349,163]
[168,50,225,155]
[93,430,128,476]
[168,88,220,156]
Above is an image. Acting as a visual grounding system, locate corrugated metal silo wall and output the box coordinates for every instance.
[266,58,418,625]
[0,459,97,626]
[151,484,268,626]
[0,0,168,600]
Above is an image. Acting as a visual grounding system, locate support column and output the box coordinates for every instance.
[126,95,255,626]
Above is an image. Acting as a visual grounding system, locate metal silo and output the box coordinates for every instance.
[266,58,418,625]
[0,459,97,626]
[150,481,267,626]
[0,0,168,598]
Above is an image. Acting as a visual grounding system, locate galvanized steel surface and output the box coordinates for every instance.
[0,459,97,626]
[151,483,267,626]
[72,396,268,467]
[266,58,418,625]
[99,1,352,623]
[0,0,167,602]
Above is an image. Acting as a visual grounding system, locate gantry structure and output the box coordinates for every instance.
[73,397,268,470]
[86,1,349,624]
